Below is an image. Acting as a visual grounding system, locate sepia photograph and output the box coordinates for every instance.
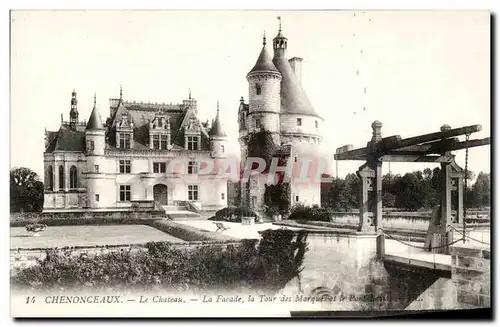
[8,9,491,318]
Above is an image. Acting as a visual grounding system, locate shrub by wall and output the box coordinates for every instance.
[288,204,331,222]
[149,220,236,242]
[207,206,258,223]
[11,229,309,293]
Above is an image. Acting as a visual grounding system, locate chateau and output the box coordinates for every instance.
[42,23,326,215]
[43,88,229,212]
[238,25,325,211]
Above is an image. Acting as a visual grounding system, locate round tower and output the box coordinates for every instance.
[246,34,282,141]
[85,93,107,208]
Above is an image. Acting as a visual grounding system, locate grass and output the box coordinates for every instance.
[10,225,185,249]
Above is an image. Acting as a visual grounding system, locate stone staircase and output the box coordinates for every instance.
[161,204,200,219]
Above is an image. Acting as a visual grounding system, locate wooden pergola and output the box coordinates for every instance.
[334,121,490,254]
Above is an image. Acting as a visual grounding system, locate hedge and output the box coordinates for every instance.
[288,204,331,222]
[149,220,236,242]
[11,229,309,293]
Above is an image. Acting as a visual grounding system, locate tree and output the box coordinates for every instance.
[324,178,352,211]
[471,172,490,208]
[10,167,44,212]
[246,129,278,173]
[264,182,291,215]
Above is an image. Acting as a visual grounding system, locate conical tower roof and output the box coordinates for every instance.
[209,101,227,137]
[86,93,104,130]
[272,28,319,117]
[247,35,280,76]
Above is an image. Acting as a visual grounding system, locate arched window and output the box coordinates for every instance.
[69,166,78,189]
[255,84,262,95]
[47,166,53,190]
[58,165,64,189]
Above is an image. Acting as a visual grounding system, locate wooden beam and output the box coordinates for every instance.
[449,137,490,151]
[334,135,402,160]
[395,137,459,154]
[378,154,454,163]
[395,124,482,149]
[334,147,368,160]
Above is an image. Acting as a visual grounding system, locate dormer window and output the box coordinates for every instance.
[187,136,199,151]
[256,84,262,95]
[119,133,131,149]
[160,135,168,150]
[153,135,160,149]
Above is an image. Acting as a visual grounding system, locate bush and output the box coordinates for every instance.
[288,204,331,222]
[11,229,309,293]
[208,206,258,223]
[150,220,235,242]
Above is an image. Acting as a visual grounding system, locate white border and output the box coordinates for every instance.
[3,1,498,326]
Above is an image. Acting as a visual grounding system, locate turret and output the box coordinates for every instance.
[273,17,288,59]
[209,100,228,158]
[85,93,105,156]
[85,93,106,209]
[246,33,282,137]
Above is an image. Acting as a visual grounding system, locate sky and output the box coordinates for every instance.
[10,10,491,180]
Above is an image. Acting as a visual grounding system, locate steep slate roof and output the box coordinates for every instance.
[86,105,104,130]
[247,44,280,76]
[106,101,211,151]
[45,98,214,153]
[209,106,227,137]
[272,32,319,117]
[45,126,86,152]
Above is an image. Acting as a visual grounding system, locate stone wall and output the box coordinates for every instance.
[451,244,490,308]
[280,231,469,311]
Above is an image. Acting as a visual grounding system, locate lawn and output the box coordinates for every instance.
[10,224,185,249]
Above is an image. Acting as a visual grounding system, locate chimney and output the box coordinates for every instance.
[289,57,303,85]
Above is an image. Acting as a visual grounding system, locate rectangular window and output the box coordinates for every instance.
[94,165,99,173]
[294,157,298,162]
[221,193,225,200]
[153,162,166,173]
[89,141,95,153]
[187,161,198,174]
[221,145,225,153]
[120,133,131,149]
[297,118,302,126]
[295,195,299,202]
[187,136,199,151]
[119,160,131,173]
[119,185,131,202]
[315,120,318,129]
[153,135,160,150]
[160,135,168,150]
[95,194,99,202]
[255,119,261,129]
[188,185,199,201]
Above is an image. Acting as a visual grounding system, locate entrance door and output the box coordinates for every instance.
[153,184,168,205]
